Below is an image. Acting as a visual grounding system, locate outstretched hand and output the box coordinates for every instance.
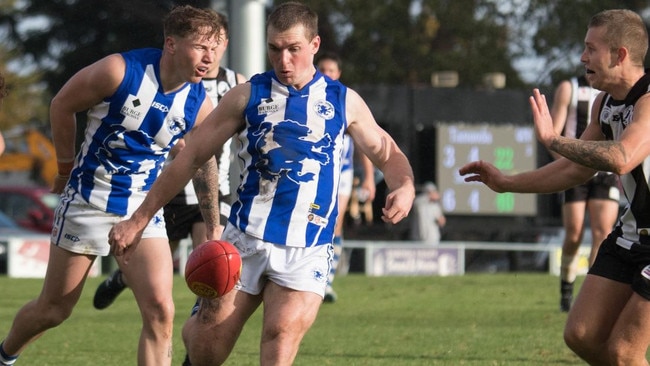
[529,88,557,148]
[458,160,506,193]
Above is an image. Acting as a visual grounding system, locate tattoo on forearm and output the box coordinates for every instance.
[550,138,625,171]
[193,158,220,224]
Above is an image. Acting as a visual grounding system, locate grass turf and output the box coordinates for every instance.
[0,273,584,365]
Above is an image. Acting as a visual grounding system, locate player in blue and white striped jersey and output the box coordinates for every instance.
[0,6,222,366]
[108,2,415,365]
[91,10,247,313]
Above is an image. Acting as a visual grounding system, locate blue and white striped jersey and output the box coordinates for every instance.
[67,48,206,216]
[230,70,348,247]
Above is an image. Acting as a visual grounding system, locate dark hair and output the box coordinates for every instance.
[267,1,318,40]
[164,5,222,41]
[589,9,648,66]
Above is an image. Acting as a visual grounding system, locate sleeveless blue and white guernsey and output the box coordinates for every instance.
[600,73,650,249]
[67,48,205,216]
[231,70,347,247]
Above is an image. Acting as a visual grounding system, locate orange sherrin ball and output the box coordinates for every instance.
[184,240,242,298]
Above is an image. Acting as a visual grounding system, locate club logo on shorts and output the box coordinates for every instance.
[641,265,650,280]
[312,267,327,283]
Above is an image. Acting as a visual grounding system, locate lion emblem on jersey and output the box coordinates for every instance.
[252,119,332,184]
[314,100,335,120]
[96,126,165,174]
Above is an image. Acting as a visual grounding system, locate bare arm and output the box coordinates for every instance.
[346,88,415,223]
[459,157,594,194]
[49,54,125,193]
[0,131,4,156]
[532,88,650,175]
[187,98,222,240]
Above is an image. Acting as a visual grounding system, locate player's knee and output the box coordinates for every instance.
[606,339,642,366]
[33,301,74,329]
[563,322,589,355]
[141,296,175,327]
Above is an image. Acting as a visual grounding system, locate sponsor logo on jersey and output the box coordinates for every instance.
[121,95,144,120]
[258,99,279,115]
[151,101,170,113]
[307,212,328,227]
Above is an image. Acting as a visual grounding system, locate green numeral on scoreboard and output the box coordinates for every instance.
[494,147,514,170]
[495,192,515,212]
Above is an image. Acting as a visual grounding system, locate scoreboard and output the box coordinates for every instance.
[436,123,537,216]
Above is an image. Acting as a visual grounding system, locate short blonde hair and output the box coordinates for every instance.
[589,9,648,66]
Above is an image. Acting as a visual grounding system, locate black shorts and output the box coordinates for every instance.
[163,203,230,242]
[163,204,204,242]
[564,172,619,203]
[589,232,650,300]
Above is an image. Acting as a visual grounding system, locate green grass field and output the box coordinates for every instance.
[0,273,584,365]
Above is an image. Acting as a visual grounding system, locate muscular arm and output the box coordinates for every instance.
[346,89,415,223]
[541,90,650,175]
[187,98,222,240]
[49,54,125,192]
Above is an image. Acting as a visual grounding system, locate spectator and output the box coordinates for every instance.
[410,181,445,244]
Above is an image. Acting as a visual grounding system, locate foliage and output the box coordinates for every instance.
[0,0,49,130]
[3,0,211,93]
[2,0,650,117]
[520,0,650,85]
[298,0,526,88]
[0,50,49,131]
[0,273,587,365]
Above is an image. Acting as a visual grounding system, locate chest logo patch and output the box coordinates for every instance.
[314,100,335,120]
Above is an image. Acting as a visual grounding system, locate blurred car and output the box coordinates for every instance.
[0,186,59,233]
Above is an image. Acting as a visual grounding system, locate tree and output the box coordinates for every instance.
[297,0,526,88]
[2,0,210,96]
[519,0,650,86]
[0,0,48,130]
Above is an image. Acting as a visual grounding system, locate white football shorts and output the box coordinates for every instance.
[51,187,167,256]
[221,224,332,297]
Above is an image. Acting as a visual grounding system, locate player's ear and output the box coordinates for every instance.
[165,36,177,54]
[311,35,321,54]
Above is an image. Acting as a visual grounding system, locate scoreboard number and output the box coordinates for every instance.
[436,123,537,216]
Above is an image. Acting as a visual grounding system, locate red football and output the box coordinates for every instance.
[184,240,242,298]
